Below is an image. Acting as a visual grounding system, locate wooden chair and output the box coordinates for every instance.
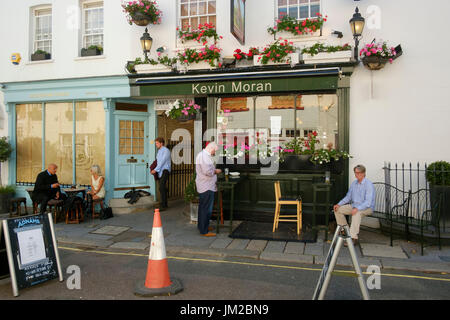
[273,181,302,235]
[47,199,64,223]
[91,197,105,219]
[65,201,84,224]
[9,197,28,218]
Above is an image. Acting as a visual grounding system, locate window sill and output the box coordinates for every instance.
[74,55,106,61]
[26,59,54,65]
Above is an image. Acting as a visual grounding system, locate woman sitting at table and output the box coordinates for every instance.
[88,165,105,199]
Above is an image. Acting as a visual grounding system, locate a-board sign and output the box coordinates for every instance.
[1,213,63,296]
[0,226,8,279]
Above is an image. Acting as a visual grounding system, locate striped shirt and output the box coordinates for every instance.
[338,178,375,211]
[195,149,217,193]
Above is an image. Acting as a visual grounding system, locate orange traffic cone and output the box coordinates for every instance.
[134,208,183,297]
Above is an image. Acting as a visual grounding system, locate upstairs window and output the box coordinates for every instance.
[33,7,52,54]
[277,0,320,20]
[179,0,216,30]
[82,1,104,50]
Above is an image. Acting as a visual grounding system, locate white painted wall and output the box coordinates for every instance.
[0,0,450,186]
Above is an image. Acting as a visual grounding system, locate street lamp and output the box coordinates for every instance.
[349,7,365,62]
[140,27,153,62]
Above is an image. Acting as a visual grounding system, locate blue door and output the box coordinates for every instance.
[115,116,149,191]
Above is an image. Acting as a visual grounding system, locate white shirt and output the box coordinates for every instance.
[195,149,217,193]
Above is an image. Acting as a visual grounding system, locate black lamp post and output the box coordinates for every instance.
[349,7,365,62]
[140,27,153,62]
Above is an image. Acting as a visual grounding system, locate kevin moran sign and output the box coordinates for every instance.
[139,76,337,97]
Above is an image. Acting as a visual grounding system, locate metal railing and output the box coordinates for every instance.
[166,140,195,199]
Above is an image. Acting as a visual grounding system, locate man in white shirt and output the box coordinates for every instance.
[195,141,222,236]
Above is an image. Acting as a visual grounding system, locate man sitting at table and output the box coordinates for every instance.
[33,163,65,214]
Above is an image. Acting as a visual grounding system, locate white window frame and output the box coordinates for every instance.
[177,0,217,31]
[32,6,52,55]
[81,0,104,51]
[276,0,321,21]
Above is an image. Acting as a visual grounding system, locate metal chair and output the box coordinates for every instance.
[273,181,302,235]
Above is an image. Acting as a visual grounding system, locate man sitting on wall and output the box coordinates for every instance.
[32,163,64,214]
[333,164,375,246]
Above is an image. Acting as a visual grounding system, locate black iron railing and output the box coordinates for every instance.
[166,140,195,199]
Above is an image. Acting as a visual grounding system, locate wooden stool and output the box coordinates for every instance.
[273,181,302,235]
[48,199,64,223]
[65,201,84,224]
[9,197,28,218]
[92,198,105,219]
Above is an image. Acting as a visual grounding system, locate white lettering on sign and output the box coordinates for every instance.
[192,81,272,94]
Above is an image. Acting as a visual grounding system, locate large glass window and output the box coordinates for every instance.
[180,0,216,30]
[277,0,320,20]
[16,101,105,185]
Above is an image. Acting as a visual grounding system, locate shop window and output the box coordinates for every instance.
[81,1,104,52]
[277,0,320,20]
[32,6,52,55]
[15,101,105,185]
[179,0,216,30]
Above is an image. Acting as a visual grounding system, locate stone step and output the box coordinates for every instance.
[108,195,156,214]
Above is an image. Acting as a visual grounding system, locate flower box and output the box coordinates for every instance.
[134,64,172,74]
[81,48,102,57]
[302,50,352,64]
[177,38,214,48]
[253,52,299,66]
[31,53,51,61]
[235,59,253,68]
[275,30,321,41]
[177,60,217,71]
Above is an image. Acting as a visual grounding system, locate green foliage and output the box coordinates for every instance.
[0,137,13,162]
[256,39,296,65]
[86,45,103,51]
[0,185,15,194]
[426,161,450,186]
[302,43,351,56]
[33,49,49,55]
[177,23,222,44]
[177,45,222,67]
[267,13,326,36]
[184,174,198,203]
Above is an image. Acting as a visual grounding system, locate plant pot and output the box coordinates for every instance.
[235,59,253,68]
[81,48,102,57]
[131,12,152,26]
[0,192,14,214]
[282,154,311,170]
[302,50,352,64]
[190,202,199,222]
[177,113,197,122]
[134,63,173,74]
[31,53,51,61]
[254,53,299,66]
[429,185,450,223]
[362,56,389,70]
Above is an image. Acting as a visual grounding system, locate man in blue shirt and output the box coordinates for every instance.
[151,137,171,210]
[333,164,375,245]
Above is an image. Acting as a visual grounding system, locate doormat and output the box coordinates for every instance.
[229,221,317,243]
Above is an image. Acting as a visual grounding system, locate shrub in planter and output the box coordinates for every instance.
[31,49,51,61]
[426,161,450,221]
[177,44,222,68]
[81,45,103,57]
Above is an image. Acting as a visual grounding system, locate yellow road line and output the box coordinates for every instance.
[59,246,450,283]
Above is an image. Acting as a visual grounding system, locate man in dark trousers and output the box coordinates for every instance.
[151,137,171,211]
[33,163,62,214]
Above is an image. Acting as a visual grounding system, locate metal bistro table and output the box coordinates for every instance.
[62,187,88,199]
[215,174,246,234]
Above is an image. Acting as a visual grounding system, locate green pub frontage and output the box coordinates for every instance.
[131,63,355,228]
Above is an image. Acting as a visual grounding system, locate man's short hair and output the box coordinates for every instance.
[155,137,165,145]
[354,164,366,173]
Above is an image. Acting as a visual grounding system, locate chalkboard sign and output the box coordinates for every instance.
[0,226,8,279]
[1,213,63,296]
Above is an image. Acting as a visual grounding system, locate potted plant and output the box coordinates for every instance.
[121,0,162,26]
[165,99,201,121]
[81,45,103,57]
[0,137,14,213]
[233,47,259,67]
[301,43,352,64]
[177,23,222,47]
[254,39,298,65]
[360,41,398,70]
[267,13,326,40]
[184,174,199,223]
[133,53,177,74]
[426,161,450,222]
[31,49,51,61]
[176,44,222,70]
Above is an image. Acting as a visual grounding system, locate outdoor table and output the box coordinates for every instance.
[215,174,247,234]
[62,187,87,199]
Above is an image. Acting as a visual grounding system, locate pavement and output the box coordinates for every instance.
[36,199,450,274]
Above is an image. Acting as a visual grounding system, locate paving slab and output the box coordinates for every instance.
[284,242,305,254]
[109,242,148,250]
[260,252,314,264]
[227,239,250,250]
[360,243,408,259]
[210,238,234,249]
[91,226,131,236]
[246,240,268,251]
[57,237,114,248]
[304,243,324,256]
[263,241,286,253]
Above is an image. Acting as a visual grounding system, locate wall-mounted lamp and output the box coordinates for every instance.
[349,6,365,62]
[140,27,153,62]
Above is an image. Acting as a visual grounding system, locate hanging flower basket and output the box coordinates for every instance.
[131,12,152,26]
[361,56,389,70]
[122,0,162,26]
[360,41,398,70]
[165,99,201,121]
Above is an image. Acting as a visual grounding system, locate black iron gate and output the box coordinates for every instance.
[166,140,195,199]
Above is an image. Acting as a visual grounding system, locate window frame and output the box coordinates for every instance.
[81,0,104,52]
[32,5,52,56]
[275,0,321,21]
[177,0,217,31]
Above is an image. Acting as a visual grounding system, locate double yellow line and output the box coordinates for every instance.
[59,246,450,283]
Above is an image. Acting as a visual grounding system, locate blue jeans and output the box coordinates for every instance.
[198,190,215,234]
